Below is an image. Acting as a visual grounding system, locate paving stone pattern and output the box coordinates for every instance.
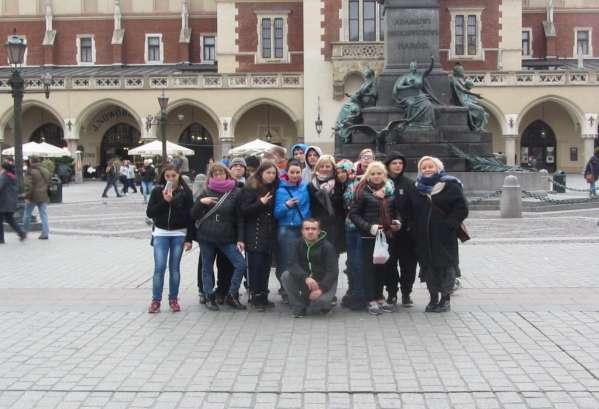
[0,182,598,407]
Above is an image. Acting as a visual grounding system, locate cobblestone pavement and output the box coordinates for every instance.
[1,182,599,408]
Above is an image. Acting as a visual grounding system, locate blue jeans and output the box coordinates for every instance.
[152,235,185,301]
[275,225,301,283]
[345,226,364,299]
[199,241,246,296]
[590,181,597,196]
[142,181,153,203]
[23,201,49,237]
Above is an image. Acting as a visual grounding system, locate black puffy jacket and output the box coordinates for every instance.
[146,185,194,242]
[191,187,244,244]
[349,184,396,238]
[240,187,277,253]
[405,181,468,268]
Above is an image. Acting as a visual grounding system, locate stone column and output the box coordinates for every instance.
[583,134,597,162]
[504,135,518,166]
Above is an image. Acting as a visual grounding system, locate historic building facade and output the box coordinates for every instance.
[0,0,598,173]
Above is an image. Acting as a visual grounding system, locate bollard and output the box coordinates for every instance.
[500,175,522,218]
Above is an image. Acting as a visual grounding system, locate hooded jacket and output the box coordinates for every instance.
[385,152,415,232]
[274,175,311,227]
[301,145,322,183]
[290,143,308,160]
[0,171,18,213]
[287,231,339,293]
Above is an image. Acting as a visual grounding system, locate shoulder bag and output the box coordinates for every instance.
[194,191,231,229]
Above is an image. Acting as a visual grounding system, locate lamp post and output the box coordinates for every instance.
[315,96,323,137]
[5,33,27,198]
[157,90,169,165]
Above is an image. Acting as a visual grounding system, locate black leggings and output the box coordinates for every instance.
[0,212,24,242]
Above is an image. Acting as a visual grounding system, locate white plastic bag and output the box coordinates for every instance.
[372,230,389,265]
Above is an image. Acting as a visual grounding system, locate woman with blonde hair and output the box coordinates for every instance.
[349,161,400,315]
[308,154,343,252]
[405,156,468,312]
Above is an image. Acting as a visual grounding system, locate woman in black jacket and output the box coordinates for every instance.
[191,163,246,311]
[405,156,468,313]
[146,165,194,313]
[349,161,400,316]
[308,155,343,253]
[241,161,279,311]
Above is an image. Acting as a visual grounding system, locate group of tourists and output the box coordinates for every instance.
[146,144,469,317]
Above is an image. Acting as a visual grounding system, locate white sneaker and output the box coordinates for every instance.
[368,302,383,316]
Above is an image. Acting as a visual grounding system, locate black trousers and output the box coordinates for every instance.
[385,233,418,297]
[0,212,24,242]
[196,248,233,295]
[102,179,119,197]
[360,238,388,301]
[247,250,271,297]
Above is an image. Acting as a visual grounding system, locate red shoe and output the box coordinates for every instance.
[169,299,181,312]
[148,300,160,313]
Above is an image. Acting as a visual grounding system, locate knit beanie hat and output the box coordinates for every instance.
[229,157,247,169]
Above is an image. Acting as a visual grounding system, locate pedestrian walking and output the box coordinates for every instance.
[125,160,138,193]
[274,160,311,303]
[119,161,129,194]
[385,152,418,307]
[405,156,468,313]
[140,159,156,204]
[281,218,339,317]
[0,161,26,243]
[102,159,122,198]
[192,163,247,311]
[23,157,51,240]
[241,161,279,311]
[146,164,194,313]
[584,147,599,197]
[349,161,400,315]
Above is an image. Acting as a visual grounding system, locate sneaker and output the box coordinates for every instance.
[169,299,181,312]
[368,302,383,316]
[148,300,160,313]
[215,293,225,305]
[401,294,414,307]
[425,302,437,312]
[198,293,206,304]
[293,309,306,318]
[38,235,49,240]
[18,232,26,241]
[434,295,451,313]
[205,294,219,311]
[378,301,395,313]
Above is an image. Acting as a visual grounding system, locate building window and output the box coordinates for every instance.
[522,29,532,56]
[76,35,95,65]
[345,0,384,41]
[575,28,592,57]
[449,8,483,60]
[202,36,215,63]
[145,34,164,63]
[256,13,289,63]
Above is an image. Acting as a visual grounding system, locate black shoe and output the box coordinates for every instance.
[280,293,289,305]
[38,235,49,240]
[215,293,225,305]
[101,194,108,198]
[205,294,219,311]
[198,293,206,304]
[425,291,439,312]
[225,294,247,310]
[348,297,366,311]
[425,302,437,312]
[0,240,5,244]
[18,232,26,241]
[331,296,338,307]
[341,292,352,308]
[434,295,451,313]
[293,309,306,318]
[401,294,413,307]
[387,295,398,306]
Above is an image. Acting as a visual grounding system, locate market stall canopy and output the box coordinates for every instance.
[2,141,72,158]
[128,140,194,157]
[228,139,286,157]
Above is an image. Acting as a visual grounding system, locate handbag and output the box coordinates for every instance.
[373,230,390,264]
[194,191,231,229]
[430,200,471,243]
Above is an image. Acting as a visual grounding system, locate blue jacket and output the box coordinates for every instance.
[289,143,308,159]
[274,177,311,227]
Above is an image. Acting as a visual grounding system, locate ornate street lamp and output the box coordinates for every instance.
[4,30,53,214]
[315,97,323,137]
[157,89,169,164]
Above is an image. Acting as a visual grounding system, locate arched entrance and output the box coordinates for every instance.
[30,123,65,147]
[521,120,557,172]
[179,123,214,174]
[100,123,141,167]
[233,103,298,148]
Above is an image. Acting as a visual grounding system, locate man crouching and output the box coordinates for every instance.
[281,218,339,318]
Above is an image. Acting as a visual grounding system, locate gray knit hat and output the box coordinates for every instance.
[229,157,247,169]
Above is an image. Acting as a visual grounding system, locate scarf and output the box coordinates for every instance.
[416,173,441,194]
[369,180,392,233]
[208,177,236,193]
[312,172,335,192]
